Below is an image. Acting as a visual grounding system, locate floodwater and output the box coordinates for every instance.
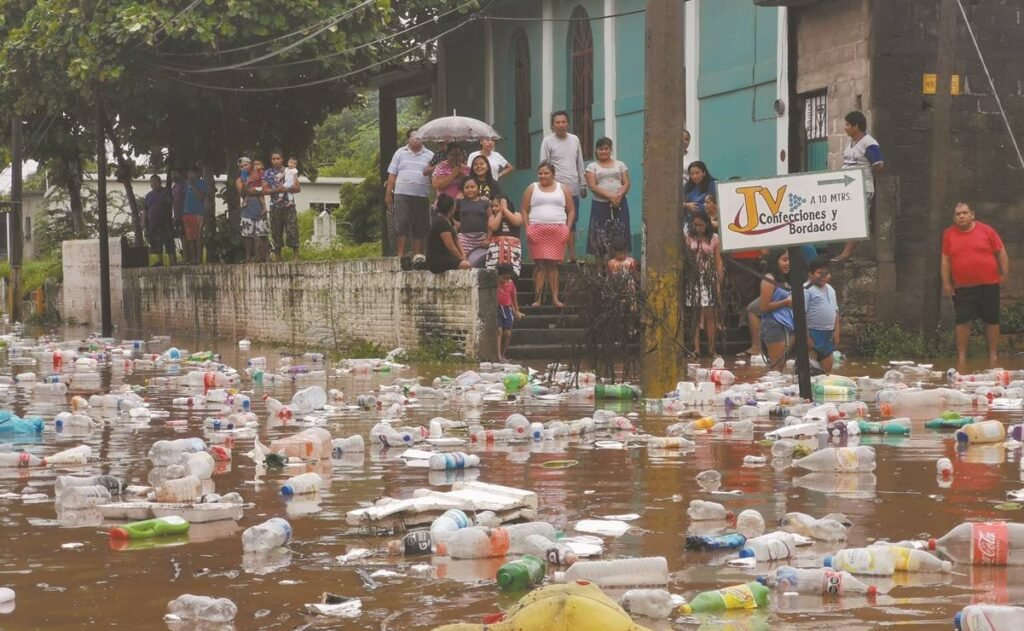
[1,331,1024,630]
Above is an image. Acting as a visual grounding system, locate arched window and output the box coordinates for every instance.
[568,6,594,159]
[513,29,532,170]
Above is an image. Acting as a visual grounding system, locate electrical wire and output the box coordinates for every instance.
[156,0,376,73]
[157,0,476,73]
[154,14,475,93]
[157,0,375,58]
[479,8,645,22]
[138,0,205,50]
[955,0,1024,171]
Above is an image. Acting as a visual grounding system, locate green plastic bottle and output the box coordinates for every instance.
[925,415,975,429]
[857,420,910,435]
[680,581,770,614]
[595,384,636,400]
[812,383,856,401]
[496,555,547,592]
[109,515,190,540]
[503,373,529,394]
[189,351,216,362]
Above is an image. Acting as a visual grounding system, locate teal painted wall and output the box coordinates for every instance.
[697,0,779,181]
[442,0,648,258]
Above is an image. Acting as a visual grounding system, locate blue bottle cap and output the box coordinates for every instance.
[955,430,968,442]
[280,485,294,496]
[953,611,963,631]
[823,555,834,568]
[755,576,768,586]
[738,548,755,559]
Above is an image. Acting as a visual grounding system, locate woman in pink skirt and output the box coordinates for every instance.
[521,160,576,308]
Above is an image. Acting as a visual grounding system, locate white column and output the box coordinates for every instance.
[684,0,700,159]
[776,7,790,175]
[484,19,495,125]
[542,0,554,126]
[603,0,617,142]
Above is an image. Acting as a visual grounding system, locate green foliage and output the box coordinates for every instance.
[851,322,990,359]
[0,255,63,298]
[206,214,244,264]
[404,333,460,363]
[337,174,383,243]
[33,185,134,258]
[999,302,1024,335]
[345,339,388,359]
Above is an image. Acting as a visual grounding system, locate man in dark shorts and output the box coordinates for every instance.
[941,202,1009,364]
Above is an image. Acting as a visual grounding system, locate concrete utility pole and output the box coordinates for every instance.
[641,0,687,396]
[96,101,113,337]
[9,118,22,323]
[922,0,957,337]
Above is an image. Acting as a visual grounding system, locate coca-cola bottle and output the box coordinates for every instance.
[927,522,1024,566]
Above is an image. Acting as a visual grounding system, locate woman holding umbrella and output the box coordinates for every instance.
[521,161,575,308]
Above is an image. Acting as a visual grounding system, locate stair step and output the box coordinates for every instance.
[505,344,574,361]
[519,305,580,316]
[511,328,585,345]
[514,314,582,328]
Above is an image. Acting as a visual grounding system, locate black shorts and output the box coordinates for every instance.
[953,284,1000,325]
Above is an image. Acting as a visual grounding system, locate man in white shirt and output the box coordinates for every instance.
[539,111,587,260]
[384,128,434,261]
[834,110,884,262]
[467,137,513,180]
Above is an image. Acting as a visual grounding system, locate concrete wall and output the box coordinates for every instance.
[120,259,497,358]
[62,238,125,329]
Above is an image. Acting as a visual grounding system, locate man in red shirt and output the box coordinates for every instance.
[940,202,1009,364]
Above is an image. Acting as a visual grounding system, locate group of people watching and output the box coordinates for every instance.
[142,150,302,266]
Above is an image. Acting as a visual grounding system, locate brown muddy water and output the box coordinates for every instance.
[1,331,1024,630]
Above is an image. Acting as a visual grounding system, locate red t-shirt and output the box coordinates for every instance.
[942,221,1004,287]
[497,279,517,307]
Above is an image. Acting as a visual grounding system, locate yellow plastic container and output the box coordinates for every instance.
[431,581,652,631]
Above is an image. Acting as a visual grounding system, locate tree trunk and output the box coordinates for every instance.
[218,93,242,229]
[102,117,144,244]
[67,158,87,237]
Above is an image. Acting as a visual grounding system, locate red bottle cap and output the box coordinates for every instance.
[867,585,878,597]
[927,538,937,550]
[109,527,130,540]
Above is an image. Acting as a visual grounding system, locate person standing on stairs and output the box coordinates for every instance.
[496,264,523,362]
[522,161,575,309]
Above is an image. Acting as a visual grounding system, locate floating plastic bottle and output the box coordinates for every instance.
[46,445,92,465]
[497,555,546,591]
[331,435,365,458]
[679,581,769,614]
[503,373,529,394]
[242,518,292,554]
[738,532,797,562]
[792,446,876,472]
[155,475,202,502]
[264,396,294,420]
[874,544,951,572]
[429,452,481,471]
[954,604,1024,630]
[110,516,189,540]
[936,458,954,479]
[647,436,696,449]
[688,500,733,522]
[58,485,112,509]
[387,529,432,557]
[430,509,470,549]
[554,557,669,587]
[737,510,766,538]
[280,472,324,496]
[825,547,896,576]
[927,522,1024,566]
[769,566,877,597]
[55,475,124,496]
[0,452,45,468]
[685,533,746,551]
[595,384,638,400]
[694,369,735,386]
[956,420,1006,444]
[857,418,911,435]
[148,438,207,467]
[437,526,510,559]
[521,534,576,566]
[166,594,237,623]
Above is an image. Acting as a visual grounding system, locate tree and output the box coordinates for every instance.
[0,0,475,253]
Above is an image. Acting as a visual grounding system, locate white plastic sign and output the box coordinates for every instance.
[718,169,869,252]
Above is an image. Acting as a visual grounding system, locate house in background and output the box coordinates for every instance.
[378,0,789,258]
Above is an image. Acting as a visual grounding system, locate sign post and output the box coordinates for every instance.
[718,169,870,400]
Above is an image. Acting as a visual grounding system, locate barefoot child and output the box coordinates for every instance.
[496,264,523,361]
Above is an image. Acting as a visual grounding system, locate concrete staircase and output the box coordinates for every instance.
[506,264,586,361]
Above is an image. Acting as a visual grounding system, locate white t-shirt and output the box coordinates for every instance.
[842,134,883,194]
[467,150,510,180]
[586,160,628,193]
[528,182,567,224]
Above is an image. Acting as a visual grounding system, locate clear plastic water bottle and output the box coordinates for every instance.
[769,566,877,597]
[0,452,45,468]
[155,475,203,502]
[687,499,733,521]
[58,485,112,509]
[554,557,669,587]
[242,518,292,554]
[184,452,215,480]
[55,475,123,496]
[955,604,1024,630]
[32,382,67,397]
[620,589,677,618]
[430,509,470,550]
[331,435,365,458]
[739,532,797,562]
[437,526,510,559]
[504,522,558,553]
[166,594,237,623]
[148,438,207,467]
[280,472,324,496]
[695,470,722,491]
[825,547,896,576]
[737,509,766,538]
[792,446,876,472]
[46,445,92,465]
[428,452,480,471]
[874,544,951,572]
[647,436,696,449]
[927,522,1024,565]
[521,534,576,565]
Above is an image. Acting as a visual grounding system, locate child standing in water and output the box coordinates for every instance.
[496,264,523,361]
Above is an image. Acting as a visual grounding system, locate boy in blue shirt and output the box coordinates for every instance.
[804,256,841,373]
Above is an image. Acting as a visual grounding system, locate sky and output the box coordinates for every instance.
[0,161,40,194]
